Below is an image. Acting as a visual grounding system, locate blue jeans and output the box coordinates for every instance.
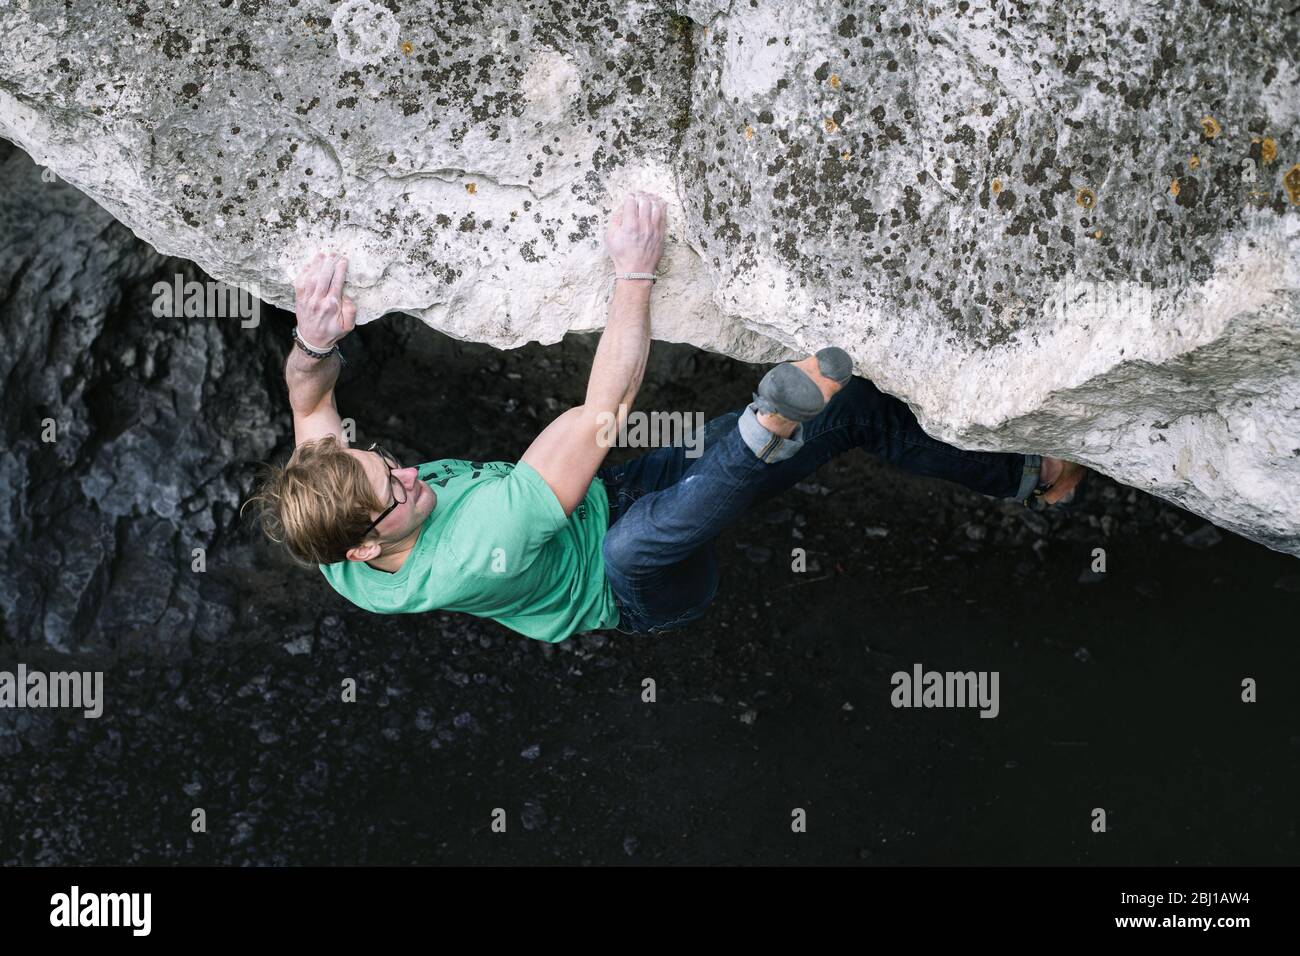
[596,376,1041,635]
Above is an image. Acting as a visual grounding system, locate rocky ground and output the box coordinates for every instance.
[1,143,1297,865]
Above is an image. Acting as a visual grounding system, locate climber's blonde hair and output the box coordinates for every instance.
[245,435,386,566]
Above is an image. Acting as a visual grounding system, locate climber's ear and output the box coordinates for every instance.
[345,539,381,563]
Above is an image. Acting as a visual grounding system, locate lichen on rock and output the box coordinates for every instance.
[1,0,1297,552]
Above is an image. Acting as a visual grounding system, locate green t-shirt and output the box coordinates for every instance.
[320,458,619,642]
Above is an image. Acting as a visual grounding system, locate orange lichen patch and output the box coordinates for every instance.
[990,178,1003,195]
[1188,154,1200,170]
[1169,178,1180,197]
[1094,229,1103,239]
[400,40,413,55]
[466,182,477,195]
[744,125,755,140]
[1260,138,1278,164]
[841,150,852,161]
[1284,164,1300,205]
[829,73,841,88]
[1200,115,1221,139]
[1075,186,1096,208]
[824,118,838,133]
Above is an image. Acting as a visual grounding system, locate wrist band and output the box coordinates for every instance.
[615,272,657,283]
[292,325,339,360]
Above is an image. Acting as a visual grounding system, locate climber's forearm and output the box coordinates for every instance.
[584,279,653,418]
[521,281,652,517]
[287,252,356,446]
[286,347,347,446]
[285,346,340,417]
[519,193,663,515]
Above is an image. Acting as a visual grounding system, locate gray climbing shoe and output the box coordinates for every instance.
[752,347,853,422]
[813,346,854,387]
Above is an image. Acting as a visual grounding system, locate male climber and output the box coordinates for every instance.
[250,191,1085,641]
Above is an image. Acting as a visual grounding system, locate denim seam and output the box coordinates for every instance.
[644,591,714,634]
[609,580,646,633]
[613,567,717,634]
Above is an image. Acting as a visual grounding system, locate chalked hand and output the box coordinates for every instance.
[604,190,667,276]
[293,252,357,351]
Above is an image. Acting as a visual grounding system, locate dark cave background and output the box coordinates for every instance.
[1,140,1297,865]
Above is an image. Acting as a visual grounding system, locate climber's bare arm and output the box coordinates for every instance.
[287,252,358,447]
[522,192,666,515]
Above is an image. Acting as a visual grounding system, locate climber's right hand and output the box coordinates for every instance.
[603,191,666,275]
[293,252,357,349]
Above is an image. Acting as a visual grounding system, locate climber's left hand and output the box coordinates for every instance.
[293,252,357,350]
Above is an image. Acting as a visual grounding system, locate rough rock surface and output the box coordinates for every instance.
[0,143,286,651]
[0,0,1297,552]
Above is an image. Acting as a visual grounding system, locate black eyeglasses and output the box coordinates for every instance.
[358,443,406,542]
